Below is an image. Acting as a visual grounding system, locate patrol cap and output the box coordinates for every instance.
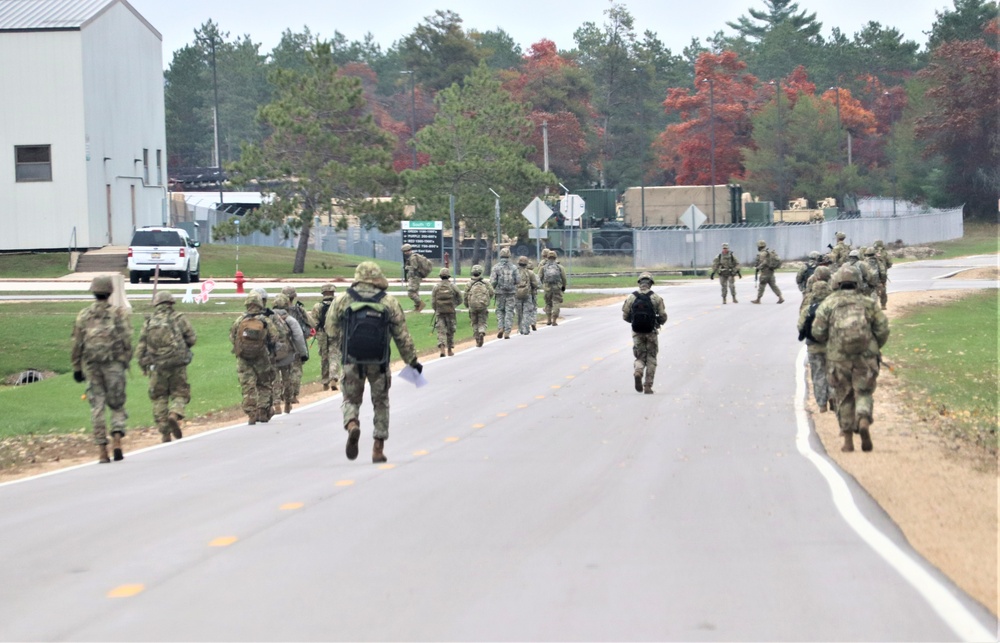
[821,253,834,265]
[281,286,297,299]
[757,239,767,248]
[153,290,175,306]
[354,261,389,290]
[833,265,860,286]
[89,275,114,295]
[864,246,876,256]
[722,243,730,249]
[439,268,451,279]
[637,271,654,284]
[517,256,528,266]
[813,265,833,282]
[245,292,263,309]
[252,287,268,302]
[808,251,821,260]
[836,231,846,240]
[499,247,511,258]
[272,294,290,309]
[401,243,412,253]
[320,283,337,295]
[471,264,484,276]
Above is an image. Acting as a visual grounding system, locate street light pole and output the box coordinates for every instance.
[489,188,500,262]
[702,77,716,223]
[884,91,897,217]
[400,70,417,170]
[770,80,785,220]
[559,182,573,286]
[197,29,224,209]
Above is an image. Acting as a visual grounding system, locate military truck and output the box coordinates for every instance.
[621,185,745,226]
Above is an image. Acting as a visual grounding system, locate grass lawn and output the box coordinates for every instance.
[192,245,403,281]
[0,252,74,279]
[0,298,474,439]
[882,290,998,451]
[924,222,999,259]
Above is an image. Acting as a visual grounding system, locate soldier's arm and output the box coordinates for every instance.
[180,314,197,347]
[559,266,567,288]
[486,282,495,298]
[811,303,831,343]
[622,296,633,322]
[117,309,134,362]
[462,286,470,308]
[872,306,890,348]
[230,317,240,349]
[324,295,345,340]
[387,298,418,365]
[655,294,668,325]
[452,284,462,305]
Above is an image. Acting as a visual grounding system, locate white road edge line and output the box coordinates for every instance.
[794,346,994,642]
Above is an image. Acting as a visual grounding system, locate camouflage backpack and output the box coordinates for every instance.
[143,311,191,368]
[541,262,562,285]
[831,298,873,355]
[81,307,128,364]
[287,302,312,336]
[433,283,456,314]
[413,253,433,279]
[235,315,267,359]
[766,249,782,269]
[466,281,491,312]
[515,270,531,301]
[271,315,295,367]
[495,261,517,293]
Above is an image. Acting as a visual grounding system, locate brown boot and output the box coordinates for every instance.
[531,324,536,331]
[161,432,172,443]
[168,412,183,439]
[751,299,761,304]
[372,438,388,463]
[248,411,257,425]
[841,431,855,452]
[323,382,330,391]
[733,296,738,303]
[552,319,558,326]
[475,333,484,347]
[273,403,282,416]
[634,374,643,393]
[447,346,454,356]
[111,432,124,461]
[503,332,510,339]
[98,444,111,464]
[722,299,727,304]
[414,300,425,313]
[330,380,339,391]
[777,297,785,304]
[643,385,654,395]
[345,419,361,461]
[858,417,873,452]
[284,401,292,414]
[439,344,446,357]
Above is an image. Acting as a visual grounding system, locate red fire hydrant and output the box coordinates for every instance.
[443,252,451,269]
[234,270,246,294]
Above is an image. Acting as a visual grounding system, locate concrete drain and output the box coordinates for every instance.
[14,370,46,385]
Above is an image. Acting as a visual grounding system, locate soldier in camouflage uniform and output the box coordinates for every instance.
[795,251,822,294]
[537,249,567,325]
[281,286,312,403]
[797,280,833,413]
[622,272,668,394]
[830,231,850,267]
[710,243,741,304]
[872,240,892,310]
[751,240,784,304]
[311,283,341,391]
[811,266,890,452]
[326,262,422,463]
[402,243,426,313]
[490,247,519,339]
[71,275,134,463]
[514,256,540,335]
[431,268,462,356]
[802,265,833,310]
[847,249,878,296]
[272,294,309,413]
[230,292,281,425]
[463,265,494,347]
[136,291,196,442]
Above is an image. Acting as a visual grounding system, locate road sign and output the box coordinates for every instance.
[528,229,549,239]
[684,233,704,243]
[521,197,553,229]
[560,194,585,226]
[401,220,444,260]
[679,204,708,231]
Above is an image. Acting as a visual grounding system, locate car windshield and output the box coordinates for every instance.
[131,231,183,247]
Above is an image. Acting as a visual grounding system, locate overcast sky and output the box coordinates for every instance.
[127,0,952,67]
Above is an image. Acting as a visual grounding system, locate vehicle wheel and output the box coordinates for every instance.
[191,266,200,283]
[141,275,151,283]
[592,238,610,254]
[129,271,139,284]
[180,266,191,283]
[513,244,531,258]
[615,237,634,253]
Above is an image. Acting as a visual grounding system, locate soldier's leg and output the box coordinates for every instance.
[808,352,829,410]
[768,274,783,300]
[435,316,448,353]
[237,360,257,418]
[827,360,857,450]
[148,369,171,438]
[407,276,423,309]
[632,333,646,392]
[517,300,530,334]
[853,357,880,425]
[550,289,563,324]
[85,367,109,445]
[543,291,553,323]
[643,333,659,392]
[444,314,457,351]
[756,279,766,300]
[328,341,342,389]
[254,360,276,422]
[878,282,888,309]
[502,296,515,335]
[104,363,129,436]
[529,295,538,329]
[719,275,728,301]
[318,336,331,388]
[369,366,392,441]
[340,364,365,429]
[169,367,192,417]
[289,358,303,402]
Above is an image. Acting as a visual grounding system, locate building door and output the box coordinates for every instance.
[106,184,113,244]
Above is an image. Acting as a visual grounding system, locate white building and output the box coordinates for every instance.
[0,0,166,251]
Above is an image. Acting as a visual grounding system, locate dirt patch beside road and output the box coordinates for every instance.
[952,266,999,281]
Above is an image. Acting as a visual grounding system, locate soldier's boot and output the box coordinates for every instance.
[372,438,388,464]
[248,411,257,426]
[531,323,537,331]
[732,295,738,303]
[829,399,837,412]
[447,346,454,356]
[439,344,446,357]
[168,412,183,439]
[497,330,504,339]
[330,379,339,392]
[722,297,727,304]
[345,419,361,461]
[503,331,510,339]
[546,314,553,326]
[273,403,282,416]
[97,444,111,464]
[111,432,124,461]
[841,431,855,452]
[643,384,654,395]
[858,417,873,452]
[161,431,172,443]
[476,333,484,347]
[634,372,643,393]
[777,297,785,304]
[323,382,330,391]
[414,300,425,313]
[751,298,761,304]
[284,401,292,414]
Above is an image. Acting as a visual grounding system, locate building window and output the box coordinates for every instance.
[156,149,162,186]
[15,145,52,182]
[143,148,149,183]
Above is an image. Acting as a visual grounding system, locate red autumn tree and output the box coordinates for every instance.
[655,51,759,185]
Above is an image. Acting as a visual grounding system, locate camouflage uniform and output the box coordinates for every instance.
[311,284,341,390]
[795,251,821,294]
[622,273,668,394]
[811,266,890,452]
[801,265,833,311]
[847,250,878,297]
[752,241,784,303]
[431,268,462,356]
[402,244,426,312]
[490,248,520,339]
[797,281,833,412]
[463,265,494,347]
[710,244,741,303]
[830,232,850,267]
[515,257,540,335]
[537,250,567,325]
[136,291,196,442]
[326,262,420,463]
[230,292,281,424]
[873,240,892,310]
[272,294,309,413]
[281,286,312,402]
[71,276,134,462]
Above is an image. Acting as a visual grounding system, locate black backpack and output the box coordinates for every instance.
[341,288,391,367]
[630,291,658,333]
[799,300,821,342]
[317,299,333,333]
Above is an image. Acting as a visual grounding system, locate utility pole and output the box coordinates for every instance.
[884,91,897,216]
[702,77,716,223]
[400,71,417,170]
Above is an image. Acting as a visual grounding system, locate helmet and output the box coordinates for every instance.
[354,261,388,289]
[836,231,846,240]
[821,253,835,265]
[499,247,511,258]
[320,283,337,295]
[833,265,860,288]
[722,243,730,249]
[813,265,833,282]
[546,249,556,259]
[848,249,860,259]
[808,251,821,260]
[272,294,290,309]
[811,281,832,302]
[244,292,264,310]
[757,240,767,249]
[471,264,483,277]
[281,286,297,299]
[252,287,268,302]
[401,243,412,253]
[873,239,885,248]
[153,291,175,306]
[89,275,114,295]
[637,271,654,285]
[517,256,528,267]
[864,246,876,256]
[439,268,451,279]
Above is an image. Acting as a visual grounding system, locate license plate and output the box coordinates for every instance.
[151,252,161,259]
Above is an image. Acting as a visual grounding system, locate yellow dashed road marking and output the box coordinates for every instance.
[593,357,603,361]
[535,395,545,399]
[516,404,528,409]
[565,375,575,379]
[444,437,460,443]
[335,480,355,487]
[551,385,562,389]
[107,584,144,598]
[378,464,396,470]
[413,450,429,456]
[497,412,508,417]
[472,423,486,429]
[279,502,304,511]
[209,537,238,547]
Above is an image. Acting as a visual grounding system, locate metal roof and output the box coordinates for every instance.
[0,0,160,38]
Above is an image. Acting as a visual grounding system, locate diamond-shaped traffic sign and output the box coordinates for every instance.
[521,197,554,229]
[679,204,708,231]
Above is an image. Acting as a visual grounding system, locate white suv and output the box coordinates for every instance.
[128,226,201,283]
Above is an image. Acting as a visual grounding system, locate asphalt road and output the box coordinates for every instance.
[0,257,996,641]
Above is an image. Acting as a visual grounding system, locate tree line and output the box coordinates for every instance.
[163,0,1000,271]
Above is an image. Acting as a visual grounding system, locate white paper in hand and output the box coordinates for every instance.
[399,365,428,388]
